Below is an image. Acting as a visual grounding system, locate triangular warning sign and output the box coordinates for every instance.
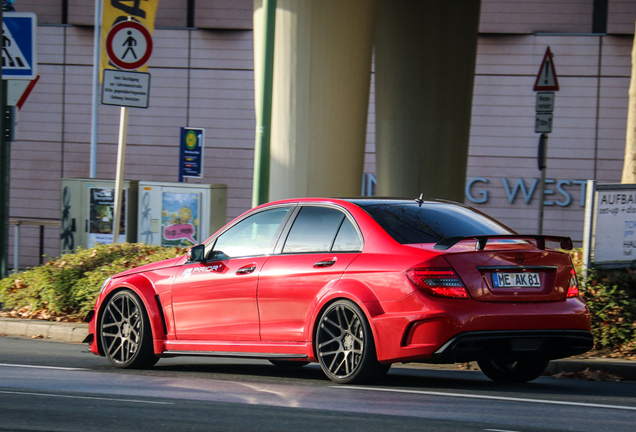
[534,47,559,91]
[2,21,31,70]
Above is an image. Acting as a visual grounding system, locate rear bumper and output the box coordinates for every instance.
[430,329,594,363]
[370,292,592,364]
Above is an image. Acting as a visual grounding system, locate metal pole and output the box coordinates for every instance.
[582,180,596,279]
[112,106,129,243]
[90,0,102,178]
[39,224,44,265]
[0,1,9,278]
[13,223,19,271]
[252,0,277,207]
[537,133,548,234]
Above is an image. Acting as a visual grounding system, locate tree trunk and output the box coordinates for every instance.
[622,21,636,184]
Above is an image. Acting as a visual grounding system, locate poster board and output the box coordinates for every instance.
[88,187,127,246]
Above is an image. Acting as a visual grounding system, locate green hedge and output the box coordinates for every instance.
[0,243,185,320]
[1,245,635,357]
[566,250,636,357]
[579,269,636,356]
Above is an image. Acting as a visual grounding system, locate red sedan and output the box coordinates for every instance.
[84,198,592,384]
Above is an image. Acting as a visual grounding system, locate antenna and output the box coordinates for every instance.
[415,193,424,207]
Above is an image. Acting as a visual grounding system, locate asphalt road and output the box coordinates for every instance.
[1,336,635,432]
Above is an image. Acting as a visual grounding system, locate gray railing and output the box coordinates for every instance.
[8,218,60,270]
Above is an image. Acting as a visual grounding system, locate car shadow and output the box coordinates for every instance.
[136,359,635,400]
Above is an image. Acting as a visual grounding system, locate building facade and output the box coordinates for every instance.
[5,0,636,267]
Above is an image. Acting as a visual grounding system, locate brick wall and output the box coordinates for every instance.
[6,0,636,267]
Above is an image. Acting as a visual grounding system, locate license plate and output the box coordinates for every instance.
[492,272,540,288]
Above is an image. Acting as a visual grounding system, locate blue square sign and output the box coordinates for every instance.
[2,12,37,79]
[179,127,205,181]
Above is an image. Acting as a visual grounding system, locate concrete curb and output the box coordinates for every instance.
[1,317,634,380]
[546,358,636,381]
[0,317,88,344]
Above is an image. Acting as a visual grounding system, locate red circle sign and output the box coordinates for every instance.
[105,20,153,71]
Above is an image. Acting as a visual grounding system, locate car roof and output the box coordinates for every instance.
[262,197,462,207]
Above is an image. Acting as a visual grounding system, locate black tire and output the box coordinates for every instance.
[477,357,549,383]
[269,359,310,368]
[99,290,158,369]
[315,300,383,384]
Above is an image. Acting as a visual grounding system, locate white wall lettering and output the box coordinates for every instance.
[466,177,588,207]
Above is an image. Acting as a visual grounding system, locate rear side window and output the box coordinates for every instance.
[357,202,514,244]
[283,206,362,253]
[332,218,362,251]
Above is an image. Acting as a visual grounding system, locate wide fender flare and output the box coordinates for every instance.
[99,274,166,348]
[307,278,385,357]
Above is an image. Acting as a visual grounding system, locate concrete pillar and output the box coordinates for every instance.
[374,0,480,202]
[254,0,376,200]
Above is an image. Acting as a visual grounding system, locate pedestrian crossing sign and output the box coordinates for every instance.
[2,12,37,79]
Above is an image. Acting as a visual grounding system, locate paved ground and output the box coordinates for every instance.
[1,317,634,381]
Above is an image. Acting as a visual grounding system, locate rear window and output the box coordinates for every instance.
[356,201,514,244]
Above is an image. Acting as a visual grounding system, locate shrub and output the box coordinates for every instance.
[579,267,636,356]
[0,243,185,320]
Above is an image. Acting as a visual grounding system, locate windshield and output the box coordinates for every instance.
[356,201,515,244]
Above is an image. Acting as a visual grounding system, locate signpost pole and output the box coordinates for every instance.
[112,106,129,243]
[533,47,559,235]
[0,7,7,277]
[90,0,102,178]
[1,11,37,275]
[537,133,548,234]
[103,18,153,245]
[581,180,596,277]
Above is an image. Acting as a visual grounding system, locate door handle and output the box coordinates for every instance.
[236,264,257,275]
[314,257,337,268]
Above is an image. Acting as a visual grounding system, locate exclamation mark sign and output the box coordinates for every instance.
[533,47,559,91]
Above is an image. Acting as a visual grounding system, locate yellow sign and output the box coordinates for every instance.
[101,0,160,76]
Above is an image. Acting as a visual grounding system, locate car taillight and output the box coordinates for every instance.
[566,269,579,298]
[406,267,469,299]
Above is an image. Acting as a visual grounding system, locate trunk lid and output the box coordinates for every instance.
[429,235,574,302]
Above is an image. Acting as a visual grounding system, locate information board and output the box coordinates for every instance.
[102,69,150,108]
[584,182,636,267]
[179,127,204,181]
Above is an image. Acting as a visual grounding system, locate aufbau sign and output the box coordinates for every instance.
[2,12,37,79]
[583,182,636,267]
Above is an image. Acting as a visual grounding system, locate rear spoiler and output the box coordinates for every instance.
[433,235,573,251]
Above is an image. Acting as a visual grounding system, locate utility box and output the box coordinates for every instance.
[137,182,227,247]
[60,178,138,253]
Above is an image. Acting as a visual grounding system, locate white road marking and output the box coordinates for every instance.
[333,386,636,412]
[0,362,88,371]
[0,390,174,405]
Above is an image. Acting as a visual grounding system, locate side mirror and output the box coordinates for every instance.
[188,244,207,263]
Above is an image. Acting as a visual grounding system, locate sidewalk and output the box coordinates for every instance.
[1,317,635,380]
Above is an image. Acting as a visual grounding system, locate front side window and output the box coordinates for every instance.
[211,207,290,259]
[283,206,361,253]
